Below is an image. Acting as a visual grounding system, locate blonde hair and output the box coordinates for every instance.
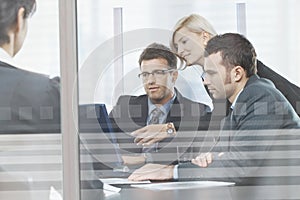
[170,14,217,52]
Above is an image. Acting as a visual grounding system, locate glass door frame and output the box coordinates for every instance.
[59,0,81,199]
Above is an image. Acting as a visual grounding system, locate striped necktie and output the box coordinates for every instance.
[142,108,163,153]
[148,107,163,124]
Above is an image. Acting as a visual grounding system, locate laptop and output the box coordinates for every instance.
[79,104,131,177]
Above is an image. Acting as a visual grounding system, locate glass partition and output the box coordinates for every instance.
[0,0,62,199]
[76,0,300,199]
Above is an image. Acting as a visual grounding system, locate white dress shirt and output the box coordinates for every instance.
[0,48,21,68]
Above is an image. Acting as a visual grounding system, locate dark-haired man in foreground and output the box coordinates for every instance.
[0,0,60,133]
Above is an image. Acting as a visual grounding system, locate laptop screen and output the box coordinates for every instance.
[79,104,128,172]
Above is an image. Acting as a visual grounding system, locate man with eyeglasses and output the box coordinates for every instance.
[109,43,210,165]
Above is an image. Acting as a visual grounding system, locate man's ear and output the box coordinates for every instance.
[202,32,212,46]
[232,66,245,82]
[172,70,178,83]
[15,7,26,33]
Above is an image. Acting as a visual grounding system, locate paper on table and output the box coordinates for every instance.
[103,183,121,197]
[131,181,235,191]
[100,178,151,185]
[49,186,62,200]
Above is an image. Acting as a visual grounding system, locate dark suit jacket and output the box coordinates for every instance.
[222,74,300,130]
[208,60,300,131]
[109,90,209,132]
[0,61,60,133]
[178,75,300,185]
[109,90,210,161]
[257,60,300,116]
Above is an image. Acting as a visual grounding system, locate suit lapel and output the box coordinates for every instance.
[221,109,234,130]
[129,95,148,127]
[166,94,182,129]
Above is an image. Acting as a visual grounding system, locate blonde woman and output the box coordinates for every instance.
[171,14,300,116]
[171,14,216,112]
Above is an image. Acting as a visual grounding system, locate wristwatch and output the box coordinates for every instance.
[166,122,176,136]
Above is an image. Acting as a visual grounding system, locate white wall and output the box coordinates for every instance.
[14,0,60,77]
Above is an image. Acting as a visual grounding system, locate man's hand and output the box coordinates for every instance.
[191,152,213,167]
[131,124,173,146]
[128,163,174,181]
[122,155,145,165]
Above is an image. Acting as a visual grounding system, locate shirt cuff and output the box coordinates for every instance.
[173,164,179,180]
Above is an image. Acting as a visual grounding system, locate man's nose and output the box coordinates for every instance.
[146,73,156,83]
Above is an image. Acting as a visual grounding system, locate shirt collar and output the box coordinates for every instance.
[230,89,243,110]
[0,47,20,68]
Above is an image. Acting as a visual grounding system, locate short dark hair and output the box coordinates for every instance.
[204,33,257,77]
[0,0,36,46]
[139,43,177,69]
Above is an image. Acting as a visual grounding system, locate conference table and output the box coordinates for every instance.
[106,184,300,200]
[1,132,300,200]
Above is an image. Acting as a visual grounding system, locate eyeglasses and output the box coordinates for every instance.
[138,69,175,80]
